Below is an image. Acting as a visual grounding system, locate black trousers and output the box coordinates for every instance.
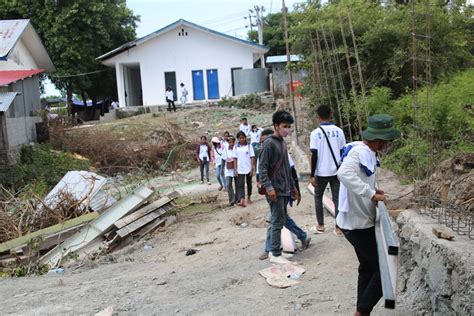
[341,226,383,314]
[167,99,176,112]
[236,173,252,202]
[314,175,340,226]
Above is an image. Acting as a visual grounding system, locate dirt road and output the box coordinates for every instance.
[0,168,408,315]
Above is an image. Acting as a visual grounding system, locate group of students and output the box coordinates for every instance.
[195,120,262,208]
[195,105,400,316]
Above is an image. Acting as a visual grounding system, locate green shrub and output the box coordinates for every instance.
[5,144,91,194]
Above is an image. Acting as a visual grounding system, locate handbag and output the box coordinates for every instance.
[320,126,340,170]
[258,139,286,195]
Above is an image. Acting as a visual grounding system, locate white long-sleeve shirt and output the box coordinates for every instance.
[336,142,378,230]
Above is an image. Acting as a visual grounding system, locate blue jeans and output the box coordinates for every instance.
[264,214,307,253]
[215,164,226,188]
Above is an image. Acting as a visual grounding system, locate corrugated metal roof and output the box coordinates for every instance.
[0,92,18,112]
[0,19,29,60]
[97,19,269,61]
[266,55,302,64]
[0,69,45,86]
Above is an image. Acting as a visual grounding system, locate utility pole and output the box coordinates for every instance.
[282,0,298,135]
[244,13,256,32]
[254,5,266,67]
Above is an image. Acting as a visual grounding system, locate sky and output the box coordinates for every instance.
[43,0,302,96]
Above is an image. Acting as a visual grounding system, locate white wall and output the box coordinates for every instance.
[0,39,39,71]
[107,25,260,106]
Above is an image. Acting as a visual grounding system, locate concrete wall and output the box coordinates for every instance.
[5,116,41,148]
[106,25,261,106]
[2,76,41,149]
[397,210,473,315]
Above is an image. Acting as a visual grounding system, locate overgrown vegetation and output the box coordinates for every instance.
[285,0,473,180]
[375,70,474,179]
[217,94,264,109]
[4,144,90,196]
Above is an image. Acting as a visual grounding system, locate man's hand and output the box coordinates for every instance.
[234,170,238,177]
[250,169,254,177]
[310,177,317,188]
[376,189,385,195]
[296,191,302,206]
[267,189,277,202]
[371,193,386,202]
[292,189,300,205]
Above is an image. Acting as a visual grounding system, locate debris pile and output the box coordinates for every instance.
[0,171,179,276]
[415,153,473,212]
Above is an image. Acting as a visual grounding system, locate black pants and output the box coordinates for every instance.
[341,226,383,315]
[199,161,209,182]
[314,175,340,225]
[236,173,252,202]
[167,99,176,112]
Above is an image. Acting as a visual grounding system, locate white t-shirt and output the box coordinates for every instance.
[165,90,174,101]
[222,147,236,177]
[249,128,263,144]
[310,123,346,177]
[232,143,255,175]
[213,146,224,167]
[240,123,251,136]
[199,144,209,161]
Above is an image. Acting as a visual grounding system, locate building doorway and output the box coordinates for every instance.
[231,67,242,96]
[164,71,177,101]
[206,69,219,99]
[192,70,205,100]
[123,64,143,106]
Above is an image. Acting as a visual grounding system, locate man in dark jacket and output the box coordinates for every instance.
[258,110,299,264]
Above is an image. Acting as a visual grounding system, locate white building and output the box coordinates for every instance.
[97,19,269,107]
[0,19,55,151]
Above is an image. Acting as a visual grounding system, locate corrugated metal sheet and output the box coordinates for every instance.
[43,171,112,212]
[0,69,45,86]
[0,20,29,60]
[266,55,301,64]
[0,92,18,112]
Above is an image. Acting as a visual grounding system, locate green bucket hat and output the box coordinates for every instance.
[361,114,401,141]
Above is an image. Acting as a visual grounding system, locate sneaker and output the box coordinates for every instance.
[207,180,211,185]
[200,181,204,184]
[258,252,269,260]
[301,237,311,250]
[281,252,294,259]
[269,253,291,264]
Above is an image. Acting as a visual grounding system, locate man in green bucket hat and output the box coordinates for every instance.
[336,114,400,316]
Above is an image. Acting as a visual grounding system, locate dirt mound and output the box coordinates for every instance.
[415,153,474,212]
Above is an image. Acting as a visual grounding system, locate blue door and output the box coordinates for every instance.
[192,70,205,100]
[206,69,219,99]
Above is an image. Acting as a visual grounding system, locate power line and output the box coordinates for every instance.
[50,69,110,79]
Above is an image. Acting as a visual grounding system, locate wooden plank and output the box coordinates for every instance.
[137,218,166,240]
[114,196,171,230]
[40,186,153,268]
[0,212,99,254]
[21,224,84,256]
[116,203,172,238]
